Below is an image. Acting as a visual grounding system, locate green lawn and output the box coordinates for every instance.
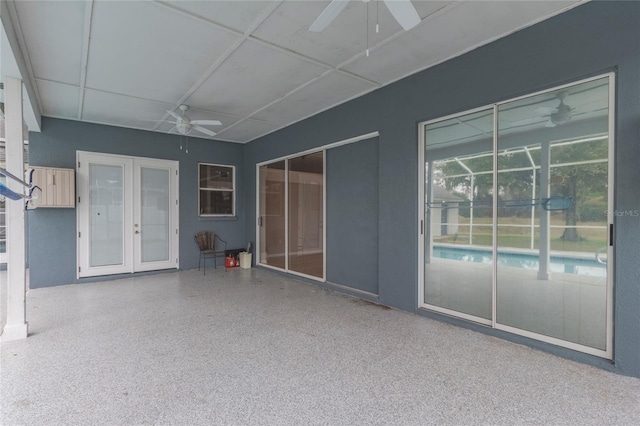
[437,216,608,252]
[437,233,606,252]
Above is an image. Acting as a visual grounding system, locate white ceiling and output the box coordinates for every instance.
[8,0,584,143]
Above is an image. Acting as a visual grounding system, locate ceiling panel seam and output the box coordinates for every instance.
[151,0,285,133]
[152,0,245,39]
[77,0,94,120]
[5,0,43,117]
[34,77,79,89]
[247,36,378,87]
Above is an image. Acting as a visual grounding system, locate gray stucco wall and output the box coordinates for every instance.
[243,1,640,377]
[326,137,379,294]
[28,117,245,288]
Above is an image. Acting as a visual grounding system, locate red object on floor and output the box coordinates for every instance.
[225,257,238,268]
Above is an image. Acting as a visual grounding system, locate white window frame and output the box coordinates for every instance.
[198,163,235,217]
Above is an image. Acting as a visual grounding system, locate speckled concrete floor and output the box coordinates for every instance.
[2,268,639,425]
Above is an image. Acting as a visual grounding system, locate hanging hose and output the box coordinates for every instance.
[0,168,41,209]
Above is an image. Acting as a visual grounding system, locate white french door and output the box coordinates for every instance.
[77,152,178,278]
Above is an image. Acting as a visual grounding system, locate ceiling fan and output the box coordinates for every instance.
[511,92,574,128]
[162,105,221,137]
[310,0,421,32]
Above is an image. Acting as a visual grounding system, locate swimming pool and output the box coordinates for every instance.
[432,245,606,277]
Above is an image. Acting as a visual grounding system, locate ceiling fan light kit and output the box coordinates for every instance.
[176,122,192,135]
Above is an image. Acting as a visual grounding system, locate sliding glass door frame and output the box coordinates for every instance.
[256,149,327,282]
[418,73,615,359]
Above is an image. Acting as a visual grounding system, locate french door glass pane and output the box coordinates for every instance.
[140,167,170,263]
[90,164,124,267]
[496,77,610,350]
[259,161,286,269]
[424,109,494,320]
[288,152,324,278]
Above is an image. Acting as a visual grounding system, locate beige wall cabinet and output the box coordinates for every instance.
[31,167,75,208]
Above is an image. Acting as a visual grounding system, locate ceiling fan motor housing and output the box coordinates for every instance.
[551,101,572,125]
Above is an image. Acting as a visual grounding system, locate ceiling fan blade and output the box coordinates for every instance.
[510,117,547,127]
[166,110,182,121]
[193,126,217,137]
[167,125,177,134]
[191,120,222,126]
[309,0,350,32]
[138,119,178,124]
[383,0,421,31]
[534,106,558,115]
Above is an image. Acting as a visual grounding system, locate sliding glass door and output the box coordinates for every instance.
[420,74,614,357]
[258,152,325,280]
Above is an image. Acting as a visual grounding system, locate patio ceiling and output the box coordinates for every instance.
[4,0,584,143]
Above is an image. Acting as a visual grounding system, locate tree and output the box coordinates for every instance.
[549,139,608,241]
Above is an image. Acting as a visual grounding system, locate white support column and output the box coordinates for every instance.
[2,76,28,341]
[538,141,550,280]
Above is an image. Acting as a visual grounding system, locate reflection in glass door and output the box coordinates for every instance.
[421,74,614,358]
[258,152,325,280]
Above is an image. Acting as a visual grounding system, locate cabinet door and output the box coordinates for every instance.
[54,169,75,207]
[32,168,54,206]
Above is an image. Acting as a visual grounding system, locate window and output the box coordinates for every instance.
[198,163,234,216]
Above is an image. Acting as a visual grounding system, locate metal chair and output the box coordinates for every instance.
[194,231,227,275]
